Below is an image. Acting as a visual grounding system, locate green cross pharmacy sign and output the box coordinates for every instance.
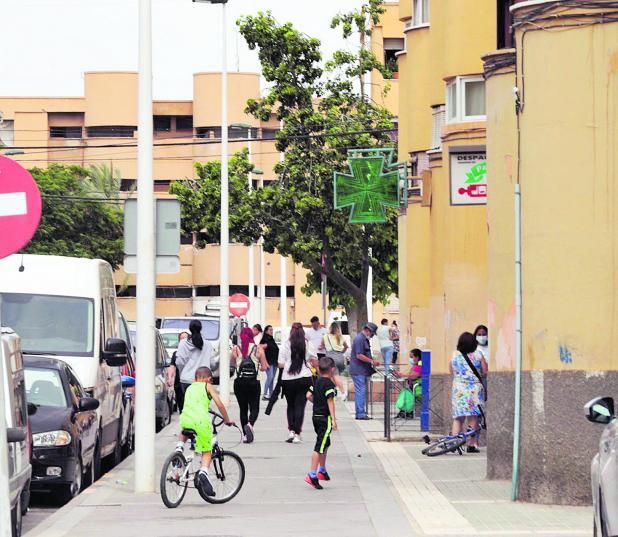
[333,149,404,224]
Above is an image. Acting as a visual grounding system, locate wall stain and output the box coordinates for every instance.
[559,344,573,365]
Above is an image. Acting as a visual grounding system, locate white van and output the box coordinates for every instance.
[0,255,128,478]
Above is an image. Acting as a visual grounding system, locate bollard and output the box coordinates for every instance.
[421,350,431,432]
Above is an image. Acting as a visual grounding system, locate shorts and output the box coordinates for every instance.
[179,415,213,453]
[313,415,333,454]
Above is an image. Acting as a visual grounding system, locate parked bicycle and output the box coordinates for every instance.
[421,407,486,457]
[160,410,245,508]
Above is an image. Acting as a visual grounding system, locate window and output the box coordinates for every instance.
[413,0,429,26]
[155,286,193,299]
[49,126,82,138]
[0,119,15,147]
[175,116,193,132]
[153,116,172,132]
[195,126,222,139]
[445,76,486,123]
[261,128,278,140]
[120,179,136,191]
[431,105,446,149]
[497,0,515,49]
[25,368,68,408]
[87,126,136,138]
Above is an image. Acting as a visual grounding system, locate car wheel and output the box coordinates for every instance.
[121,415,134,458]
[11,495,22,537]
[20,482,30,516]
[112,424,123,467]
[59,458,82,504]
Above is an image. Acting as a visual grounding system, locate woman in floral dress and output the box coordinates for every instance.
[450,332,488,453]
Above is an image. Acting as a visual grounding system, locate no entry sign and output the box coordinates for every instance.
[229,293,251,317]
[0,156,42,259]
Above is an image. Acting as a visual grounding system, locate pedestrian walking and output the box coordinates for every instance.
[175,320,213,394]
[450,332,488,453]
[261,324,279,401]
[305,356,338,490]
[391,320,400,365]
[278,322,318,443]
[306,316,326,359]
[323,322,349,400]
[349,322,378,420]
[232,327,268,443]
[252,323,264,346]
[377,318,394,371]
[167,330,190,412]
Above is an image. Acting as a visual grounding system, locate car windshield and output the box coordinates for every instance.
[161,332,181,349]
[160,318,219,340]
[24,367,68,408]
[1,293,94,356]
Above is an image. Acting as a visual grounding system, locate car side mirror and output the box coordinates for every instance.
[79,397,100,412]
[121,375,136,388]
[585,396,615,425]
[103,338,128,367]
[27,402,37,416]
[6,427,26,443]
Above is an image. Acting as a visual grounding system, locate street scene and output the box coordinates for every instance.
[1,1,617,536]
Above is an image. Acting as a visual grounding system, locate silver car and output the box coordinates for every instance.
[585,396,618,537]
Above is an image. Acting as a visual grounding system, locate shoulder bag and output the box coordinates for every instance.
[324,335,346,372]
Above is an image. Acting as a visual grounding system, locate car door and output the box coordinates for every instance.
[598,417,618,533]
[65,366,97,466]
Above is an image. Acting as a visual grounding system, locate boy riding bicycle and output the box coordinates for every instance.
[175,367,234,496]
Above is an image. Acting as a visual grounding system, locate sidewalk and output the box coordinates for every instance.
[23,397,416,537]
[351,402,592,537]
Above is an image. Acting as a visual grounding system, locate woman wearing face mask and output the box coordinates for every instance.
[473,325,489,398]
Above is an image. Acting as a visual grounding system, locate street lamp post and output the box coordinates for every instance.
[193,0,230,404]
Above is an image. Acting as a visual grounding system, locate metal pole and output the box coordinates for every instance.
[367,247,373,322]
[259,238,266,325]
[134,0,156,494]
[280,256,287,333]
[218,1,231,405]
[0,306,13,537]
[420,350,431,432]
[247,131,255,326]
[512,183,522,500]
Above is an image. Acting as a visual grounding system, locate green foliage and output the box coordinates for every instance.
[84,163,123,199]
[234,2,398,328]
[23,164,124,269]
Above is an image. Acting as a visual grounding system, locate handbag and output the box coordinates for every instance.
[325,336,346,370]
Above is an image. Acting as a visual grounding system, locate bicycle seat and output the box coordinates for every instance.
[182,429,197,439]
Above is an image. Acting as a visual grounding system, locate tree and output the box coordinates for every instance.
[84,163,123,199]
[23,164,124,269]
[237,3,398,332]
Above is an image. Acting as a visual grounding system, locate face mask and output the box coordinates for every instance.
[476,336,488,346]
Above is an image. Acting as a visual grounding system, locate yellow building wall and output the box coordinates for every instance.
[84,72,138,126]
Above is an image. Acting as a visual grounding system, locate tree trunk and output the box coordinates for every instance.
[347,295,368,338]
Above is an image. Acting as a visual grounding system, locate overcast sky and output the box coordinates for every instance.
[2,0,363,99]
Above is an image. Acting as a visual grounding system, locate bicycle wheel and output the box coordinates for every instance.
[160,452,189,508]
[198,450,245,504]
[422,435,466,457]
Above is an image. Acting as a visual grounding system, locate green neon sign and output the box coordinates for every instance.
[333,149,403,224]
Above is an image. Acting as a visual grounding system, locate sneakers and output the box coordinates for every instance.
[197,470,215,497]
[317,470,331,481]
[466,446,481,454]
[243,424,254,444]
[262,395,270,401]
[175,442,184,453]
[304,473,323,490]
[292,434,302,444]
[285,431,295,443]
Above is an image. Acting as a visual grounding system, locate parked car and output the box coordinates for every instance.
[24,356,99,504]
[159,328,184,360]
[0,255,129,481]
[116,312,136,458]
[2,328,32,537]
[156,315,234,383]
[585,396,618,536]
[122,325,175,431]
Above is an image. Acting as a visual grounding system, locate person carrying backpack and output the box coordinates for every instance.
[232,327,268,443]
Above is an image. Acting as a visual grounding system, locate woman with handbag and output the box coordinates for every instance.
[323,322,349,400]
[261,325,279,401]
[450,332,488,453]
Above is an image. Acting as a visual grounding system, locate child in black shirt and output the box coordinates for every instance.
[305,356,337,490]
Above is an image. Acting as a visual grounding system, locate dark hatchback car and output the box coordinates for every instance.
[24,356,99,503]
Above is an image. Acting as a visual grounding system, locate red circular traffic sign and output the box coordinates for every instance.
[229,293,251,317]
[0,156,42,259]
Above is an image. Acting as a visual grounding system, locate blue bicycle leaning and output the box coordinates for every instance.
[421,407,486,457]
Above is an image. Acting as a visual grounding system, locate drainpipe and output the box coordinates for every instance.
[512,183,522,500]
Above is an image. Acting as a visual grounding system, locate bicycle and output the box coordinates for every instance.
[160,410,245,508]
[421,408,486,457]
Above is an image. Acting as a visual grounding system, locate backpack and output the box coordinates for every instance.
[396,386,415,413]
[237,345,258,380]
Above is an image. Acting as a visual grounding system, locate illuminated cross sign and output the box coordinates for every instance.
[334,149,402,224]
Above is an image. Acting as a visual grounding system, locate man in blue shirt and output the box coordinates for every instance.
[349,322,378,420]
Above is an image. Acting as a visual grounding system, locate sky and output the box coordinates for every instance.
[2,0,363,100]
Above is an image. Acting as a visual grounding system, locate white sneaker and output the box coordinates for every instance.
[285,430,295,443]
[338,391,349,402]
[292,434,302,444]
[175,442,184,453]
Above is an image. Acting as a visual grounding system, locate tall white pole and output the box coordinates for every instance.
[259,238,266,325]
[218,1,231,405]
[0,323,12,537]
[278,120,287,333]
[135,0,156,493]
[247,132,255,326]
[367,247,373,322]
